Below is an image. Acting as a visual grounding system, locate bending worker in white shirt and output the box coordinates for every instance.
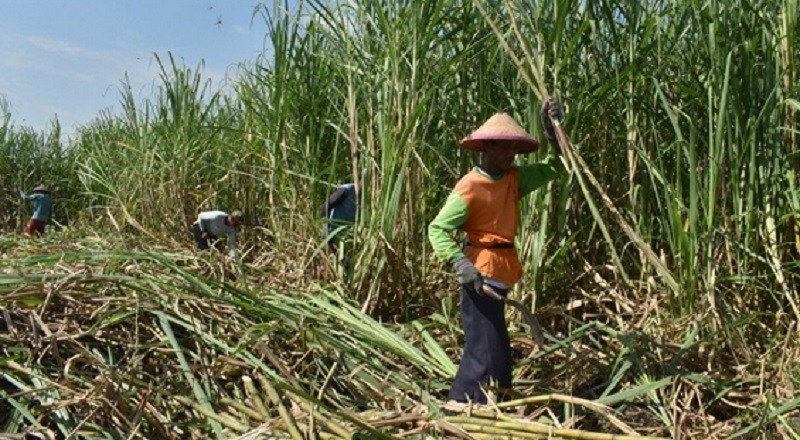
[191,210,243,258]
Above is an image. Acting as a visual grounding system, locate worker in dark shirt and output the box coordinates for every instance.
[320,183,357,281]
[321,183,357,252]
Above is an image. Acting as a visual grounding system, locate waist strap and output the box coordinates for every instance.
[464,240,515,249]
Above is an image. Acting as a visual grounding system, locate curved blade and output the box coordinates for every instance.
[482,284,546,347]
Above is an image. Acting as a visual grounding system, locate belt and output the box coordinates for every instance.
[463,240,515,249]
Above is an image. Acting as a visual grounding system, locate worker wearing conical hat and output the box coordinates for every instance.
[19,185,52,237]
[429,97,565,406]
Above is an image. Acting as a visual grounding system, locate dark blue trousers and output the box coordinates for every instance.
[447,285,512,404]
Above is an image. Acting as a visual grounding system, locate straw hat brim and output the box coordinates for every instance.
[459,113,540,154]
[460,135,539,154]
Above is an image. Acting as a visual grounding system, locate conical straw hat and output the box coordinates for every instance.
[460,113,539,154]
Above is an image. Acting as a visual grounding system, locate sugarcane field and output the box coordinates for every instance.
[2,1,800,439]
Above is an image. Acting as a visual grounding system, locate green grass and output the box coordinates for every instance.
[2,0,800,437]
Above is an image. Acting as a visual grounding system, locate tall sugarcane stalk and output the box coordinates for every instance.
[474,0,682,296]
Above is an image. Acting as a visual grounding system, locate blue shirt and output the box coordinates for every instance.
[21,192,52,222]
[326,183,357,238]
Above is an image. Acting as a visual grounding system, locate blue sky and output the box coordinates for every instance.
[1,1,271,138]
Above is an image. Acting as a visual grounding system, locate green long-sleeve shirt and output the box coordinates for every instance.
[428,154,563,279]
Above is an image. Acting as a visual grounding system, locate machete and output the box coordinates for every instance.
[481,284,546,348]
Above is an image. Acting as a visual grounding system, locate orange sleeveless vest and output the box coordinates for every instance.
[453,168,522,286]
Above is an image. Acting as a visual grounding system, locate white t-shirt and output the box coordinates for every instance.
[196,211,237,258]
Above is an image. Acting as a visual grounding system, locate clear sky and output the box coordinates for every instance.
[1,1,270,138]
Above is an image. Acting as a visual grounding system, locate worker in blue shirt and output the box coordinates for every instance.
[321,183,357,252]
[19,185,52,237]
[320,183,357,282]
